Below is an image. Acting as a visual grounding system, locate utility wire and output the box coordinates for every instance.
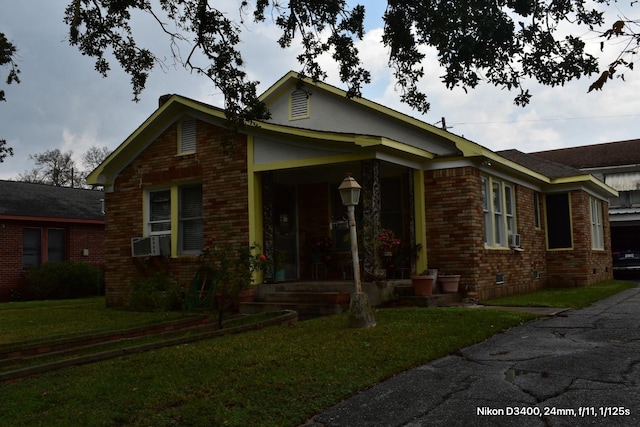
[447,113,640,127]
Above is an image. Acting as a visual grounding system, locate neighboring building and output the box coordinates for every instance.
[87,72,616,306]
[0,180,105,301]
[532,139,640,253]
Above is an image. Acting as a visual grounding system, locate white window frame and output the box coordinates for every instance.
[482,176,516,248]
[145,184,203,256]
[147,189,172,236]
[590,197,604,250]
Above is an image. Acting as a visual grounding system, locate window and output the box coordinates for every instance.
[179,185,204,254]
[482,176,516,247]
[146,184,203,255]
[546,193,572,249]
[23,228,42,268]
[179,119,197,153]
[48,229,66,263]
[590,197,604,250]
[22,228,66,268]
[290,89,310,120]
[149,190,171,235]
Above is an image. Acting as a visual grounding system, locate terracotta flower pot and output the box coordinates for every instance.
[410,275,435,296]
[439,275,461,293]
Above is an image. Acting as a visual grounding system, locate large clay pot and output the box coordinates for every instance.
[410,275,435,296]
[439,275,461,293]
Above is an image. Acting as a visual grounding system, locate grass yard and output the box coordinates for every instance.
[1,280,636,426]
[483,279,638,309]
[0,297,193,346]
[0,306,536,427]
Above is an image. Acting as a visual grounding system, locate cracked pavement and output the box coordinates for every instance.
[309,284,640,426]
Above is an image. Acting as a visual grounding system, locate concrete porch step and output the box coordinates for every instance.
[263,291,351,305]
[259,281,356,294]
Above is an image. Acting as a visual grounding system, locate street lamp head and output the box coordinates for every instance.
[338,174,362,206]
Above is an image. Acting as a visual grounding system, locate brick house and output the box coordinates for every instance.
[0,180,105,301]
[87,72,616,306]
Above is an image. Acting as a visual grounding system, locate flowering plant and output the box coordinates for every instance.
[199,235,266,290]
[310,236,333,263]
[378,229,401,253]
[198,234,266,325]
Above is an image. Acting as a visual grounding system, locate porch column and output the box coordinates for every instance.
[408,168,416,275]
[262,171,275,281]
[361,159,382,275]
[413,169,427,274]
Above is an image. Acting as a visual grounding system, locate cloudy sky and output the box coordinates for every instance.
[1,1,639,180]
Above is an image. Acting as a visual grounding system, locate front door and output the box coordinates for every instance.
[273,184,299,281]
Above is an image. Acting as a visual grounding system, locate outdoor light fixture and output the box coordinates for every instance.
[338,174,375,328]
[338,174,362,207]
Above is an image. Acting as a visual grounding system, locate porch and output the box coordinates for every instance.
[259,159,424,285]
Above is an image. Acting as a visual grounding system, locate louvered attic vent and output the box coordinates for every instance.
[290,89,309,120]
[180,119,197,153]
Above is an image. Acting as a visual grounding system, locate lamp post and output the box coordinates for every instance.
[338,174,376,328]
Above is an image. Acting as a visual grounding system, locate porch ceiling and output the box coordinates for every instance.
[272,161,408,186]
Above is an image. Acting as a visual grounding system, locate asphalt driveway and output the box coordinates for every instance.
[309,284,640,426]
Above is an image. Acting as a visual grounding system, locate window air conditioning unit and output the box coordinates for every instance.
[131,235,170,257]
[509,233,522,249]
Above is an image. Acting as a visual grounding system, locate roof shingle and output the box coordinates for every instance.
[530,139,640,169]
[0,180,105,221]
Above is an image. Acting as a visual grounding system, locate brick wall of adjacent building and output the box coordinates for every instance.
[423,166,612,301]
[103,119,248,307]
[0,220,105,301]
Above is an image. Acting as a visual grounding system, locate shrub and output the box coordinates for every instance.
[127,273,185,312]
[25,261,104,300]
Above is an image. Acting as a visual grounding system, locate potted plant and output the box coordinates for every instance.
[410,270,436,296]
[439,273,461,293]
[274,249,289,282]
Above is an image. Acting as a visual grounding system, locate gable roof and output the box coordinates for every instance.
[87,72,617,199]
[531,139,640,169]
[0,180,105,223]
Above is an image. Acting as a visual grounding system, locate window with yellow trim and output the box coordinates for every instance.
[482,176,516,248]
[147,184,203,255]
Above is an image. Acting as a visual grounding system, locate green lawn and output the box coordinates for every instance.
[1,306,535,427]
[1,280,635,426]
[0,297,194,346]
[483,280,638,309]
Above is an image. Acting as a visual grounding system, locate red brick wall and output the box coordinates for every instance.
[0,220,105,301]
[104,120,249,307]
[423,166,612,300]
[545,191,613,287]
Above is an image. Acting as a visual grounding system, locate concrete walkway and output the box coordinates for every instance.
[310,285,640,426]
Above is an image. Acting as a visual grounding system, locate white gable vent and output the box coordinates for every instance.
[290,89,310,120]
[180,119,197,153]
